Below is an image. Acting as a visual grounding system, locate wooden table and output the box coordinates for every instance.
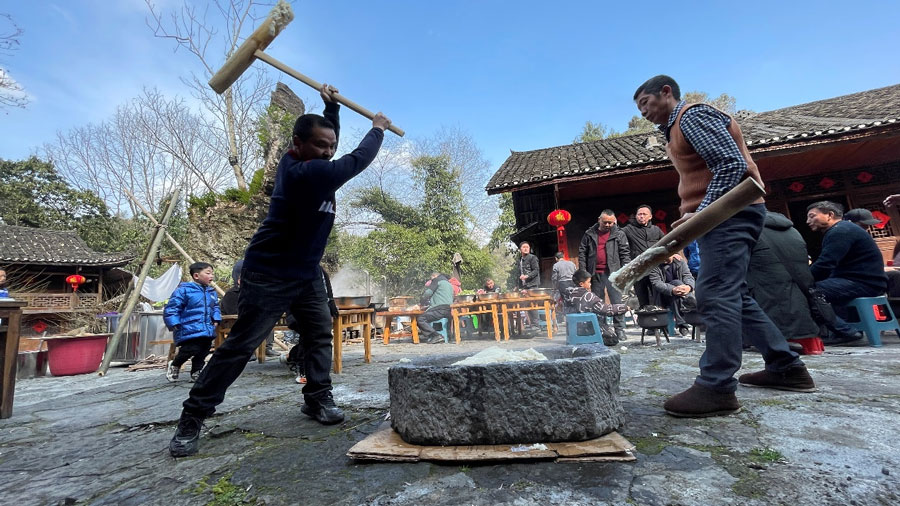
[0,300,26,419]
[212,315,268,363]
[497,295,554,341]
[332,307,374,374]
[450,300,500,344]
[377,308,424,344]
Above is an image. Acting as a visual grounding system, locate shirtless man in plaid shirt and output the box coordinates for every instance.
[633,75,815,417]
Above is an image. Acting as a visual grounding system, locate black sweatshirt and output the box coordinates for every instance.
[810,220,887,292]
[244,103,384,280]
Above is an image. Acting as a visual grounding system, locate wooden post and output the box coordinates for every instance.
[123,189,226,297]
[98,188,181,375]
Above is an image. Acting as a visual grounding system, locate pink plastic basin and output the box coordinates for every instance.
[46,335,109,376]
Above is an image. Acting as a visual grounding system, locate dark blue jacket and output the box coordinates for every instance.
[811,220,887,293]
[244,102,384,280]
[164,282,222,344]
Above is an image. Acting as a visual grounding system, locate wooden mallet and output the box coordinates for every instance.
[207,0,404,136]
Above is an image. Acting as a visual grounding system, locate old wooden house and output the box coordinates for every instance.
[487,83,900,283]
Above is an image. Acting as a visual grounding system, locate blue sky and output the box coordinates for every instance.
[2,0,900,183]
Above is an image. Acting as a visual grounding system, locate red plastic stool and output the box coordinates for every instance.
[788,337,824,355]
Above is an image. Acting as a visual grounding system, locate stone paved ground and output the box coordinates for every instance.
[2,326,899,506]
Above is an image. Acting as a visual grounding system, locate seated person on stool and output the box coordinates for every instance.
[416,272,454,344]
[806,201,888,344]
[561,269,629,346]
[648,253,697,337]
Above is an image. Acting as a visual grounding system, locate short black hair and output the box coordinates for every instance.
[633,75,681,101]
[600,209,616,218]
[554,252,565,260]
[292,114,336,141]
[189,262,213,276]
[806,201,844,218]
[519,241,531,248]
[573,269,591,285]
[636,204,653,213]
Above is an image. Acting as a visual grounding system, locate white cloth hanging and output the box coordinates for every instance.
[135,263,183,302]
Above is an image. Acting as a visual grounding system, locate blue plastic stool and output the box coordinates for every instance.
[667,309,677,337]
[565,313,605,346]
[432,318,450,343]
[845,295,900,347]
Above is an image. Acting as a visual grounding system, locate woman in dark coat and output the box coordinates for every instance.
[746,211,820,343]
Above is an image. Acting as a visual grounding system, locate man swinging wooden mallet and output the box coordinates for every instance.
[207,0,404,137]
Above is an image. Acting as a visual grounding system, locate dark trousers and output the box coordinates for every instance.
[591,272,624,330]
[695,204,802,393]
[416,304,452,338]
[633,276,654,308]
[815,277,883,335]
[183,268,334,417]
[172,336,214,372]
[655,280,697,326]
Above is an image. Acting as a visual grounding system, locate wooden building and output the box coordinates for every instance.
[0,225,132,334]
[487,83,900,284]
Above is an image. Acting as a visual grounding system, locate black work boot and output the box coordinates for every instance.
[169,412,204,457]
[301,391,345,425]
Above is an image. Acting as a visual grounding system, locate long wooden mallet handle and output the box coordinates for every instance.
[208,1,294,94]
[254,50,405,137]
[610,177,767,293]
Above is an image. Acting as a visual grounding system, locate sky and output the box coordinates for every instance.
[2,0,900,187]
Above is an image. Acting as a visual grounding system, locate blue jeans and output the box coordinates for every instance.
[183,268,334,417]
[695,204,802,393]
[815,277,883,335]
[591,272,624,330]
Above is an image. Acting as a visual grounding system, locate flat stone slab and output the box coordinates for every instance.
[388,344,625,446]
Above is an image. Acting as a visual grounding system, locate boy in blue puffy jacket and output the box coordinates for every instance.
[164,262,221,382]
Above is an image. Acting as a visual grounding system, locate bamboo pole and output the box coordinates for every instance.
[98,189,181,375]
[123,189,226,297]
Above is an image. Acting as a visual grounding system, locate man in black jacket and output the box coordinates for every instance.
[623,204,664,308]
[169,84,391,458]
[807,201,887,343]
[648,254,696,336]
[578,210,631,341]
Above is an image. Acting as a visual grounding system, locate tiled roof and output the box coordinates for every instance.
[0,225,133,267]
[487,83,900,193]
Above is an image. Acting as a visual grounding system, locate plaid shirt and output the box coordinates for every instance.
[660,100,748,212]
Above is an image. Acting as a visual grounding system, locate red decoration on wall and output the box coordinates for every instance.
[654,210,667,220]
[617,213,629,224]
[871,210,891,229]
[546,210,572,259]
[856,171,873,183]
[32,321,48,333]
[66,274,86,292]
[788,181,804,193]
[818,177,835,189]
[658,223,668,234]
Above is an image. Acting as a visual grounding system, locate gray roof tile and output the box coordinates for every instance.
[0,225,133,266]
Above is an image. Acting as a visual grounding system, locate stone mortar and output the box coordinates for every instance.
[388,344,625,446]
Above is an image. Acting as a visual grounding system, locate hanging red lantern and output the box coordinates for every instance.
[66,274,86,292]
[547,209,572,260]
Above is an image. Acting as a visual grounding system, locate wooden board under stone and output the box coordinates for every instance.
[347,422,635,463]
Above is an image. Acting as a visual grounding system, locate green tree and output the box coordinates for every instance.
[574,121,615,143]
[0,157,144,254]
[343,155,494,294]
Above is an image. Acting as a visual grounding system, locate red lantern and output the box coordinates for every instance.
[547,209,572,260]
[66,274,86,292]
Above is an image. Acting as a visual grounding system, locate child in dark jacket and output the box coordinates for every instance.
[164,262,222,382]
[562,269,629,345]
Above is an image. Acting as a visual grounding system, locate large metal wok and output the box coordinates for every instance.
[334,296,372,309]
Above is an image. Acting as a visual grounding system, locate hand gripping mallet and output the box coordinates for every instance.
[207,0,404,137]
[610,177,767,294]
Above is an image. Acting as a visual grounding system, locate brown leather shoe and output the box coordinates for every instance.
[738,365,816,392]
[663,383,741,418]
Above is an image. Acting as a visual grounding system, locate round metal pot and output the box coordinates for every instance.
[334,296,372,309]
[477,292,500,301]
[454,294,477,303]
[526,288,553,297]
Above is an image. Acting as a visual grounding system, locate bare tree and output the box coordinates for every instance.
[145,0,276,190]
[0,13,28,110]
[45,88,234,216]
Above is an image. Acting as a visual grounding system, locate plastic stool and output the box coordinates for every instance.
[667,309,677,337]
[459,316,475,339]
[845,295,900,347]
[432,318,450,343]
[565,313,605,346]
[787,337,825,355]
